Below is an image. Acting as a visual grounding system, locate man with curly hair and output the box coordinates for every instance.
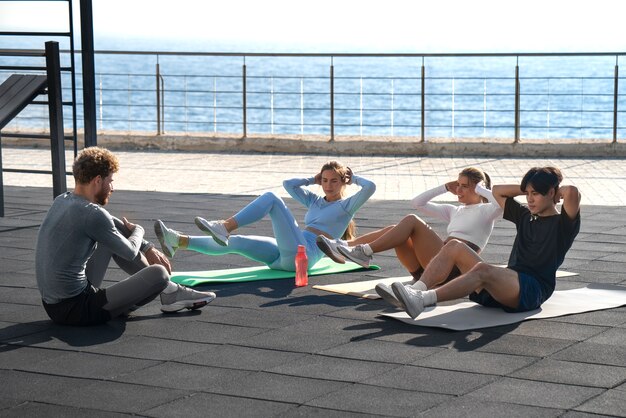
[35,147,215,326]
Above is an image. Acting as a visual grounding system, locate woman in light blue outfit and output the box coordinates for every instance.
[155,161,376,271]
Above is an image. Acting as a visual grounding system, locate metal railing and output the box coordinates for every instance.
[2,51,625,143]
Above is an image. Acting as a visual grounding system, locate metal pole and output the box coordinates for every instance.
[514,58,520,143]
[330,57,334,141]
[80,0,97,147]
[613,59,619,143]
[243,61,247,138]
[156,61,161,135]
[0,133,4,217]
[421,59,425,142]
[45,41,68,198]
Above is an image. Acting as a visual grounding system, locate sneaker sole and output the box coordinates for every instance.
[195,217,228,246]
[375,283,405,309]
[154,221,175,258]
[391,282,422,319]
[337,246,371,268]
[160,295,216,313]
[316,238,345,264]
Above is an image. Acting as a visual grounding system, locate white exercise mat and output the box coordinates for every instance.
[382,284,626,331]
[313,269,578,300]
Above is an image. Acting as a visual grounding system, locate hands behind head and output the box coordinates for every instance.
[344,167,353,185]
[445,180,459,195]
[554,187,563,204]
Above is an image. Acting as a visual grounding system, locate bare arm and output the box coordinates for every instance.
[556,185,581,220]
[491,184,523,209]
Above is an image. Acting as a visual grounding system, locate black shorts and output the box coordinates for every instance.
[42,284,111,326]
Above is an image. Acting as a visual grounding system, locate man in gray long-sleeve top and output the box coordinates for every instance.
[35,147,216,326]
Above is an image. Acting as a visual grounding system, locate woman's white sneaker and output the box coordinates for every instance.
[154,220,180,258]
[195,217,229,246]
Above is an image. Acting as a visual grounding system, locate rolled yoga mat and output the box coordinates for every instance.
[170,257,380,286]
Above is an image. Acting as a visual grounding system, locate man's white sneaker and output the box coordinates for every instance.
[316,235,345,264]
[337,244,372,268]
[160,284,216,313]
[391,282,425,319]
[375,283,405,309]
[154,220,180,258]
[195,217,229,246]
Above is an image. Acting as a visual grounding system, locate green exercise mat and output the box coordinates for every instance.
[170,257,380,286]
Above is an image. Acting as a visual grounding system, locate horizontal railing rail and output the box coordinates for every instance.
[1,50,625,142]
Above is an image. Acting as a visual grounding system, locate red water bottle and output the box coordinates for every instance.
[295,245,308,287]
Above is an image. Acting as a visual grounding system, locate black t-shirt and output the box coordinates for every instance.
[504,197,581,297]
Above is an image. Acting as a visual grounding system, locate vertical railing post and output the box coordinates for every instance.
[420,59,425,142]
[613,57,619,143]
[330,57,335,141]
[514,57,521,143]
[156,60,161,135]
[45,41,67,198]
[80,0,97,147]
[242,58,247,138]
[0,133,4,217]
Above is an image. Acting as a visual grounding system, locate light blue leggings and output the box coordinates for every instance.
[187,192,324,271]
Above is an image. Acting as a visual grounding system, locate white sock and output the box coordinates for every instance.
[411,280,427,292]
[362,244,373,256]
[422,289,437,306]
[162,281,179,294]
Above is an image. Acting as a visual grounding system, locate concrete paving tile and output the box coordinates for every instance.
[17,351,160,380]
[176,344,308,371]
[586,327,626,346]
[467,377,603,409]
[422,398,564,418]
[237,328,351,353]
[493,319,607,341]
[0,287,41,305]
[199,306,317,329]
[575,389,626,417]
[320,339,442,364]
[0,320,50,342]
[561,412,619,418]
[411,349,536,376]
[475,333,575,357]
[144,392,294,418]
[85,335,213,361]
[0,303,49,323]
[113,361,253,391]
[0,402,132,417]
[209,371,350,404]
[277,405,381,417]
[0,271,36,288]
[552,342,626,367]
[364,364,497,395]
[306,383,452,416]
[268,354,400,382]
[511,358,626,388]
[121,315,267,344]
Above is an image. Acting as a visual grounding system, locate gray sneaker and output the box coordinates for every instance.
[391,282,425,319]
[316,235,345,264]
[195,216,229,246]
[375,283,405,309]
[337,244,372,268]
[160,284,216,313]
[154,220,180,258]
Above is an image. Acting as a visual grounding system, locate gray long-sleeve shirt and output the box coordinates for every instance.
[35,192,144,304]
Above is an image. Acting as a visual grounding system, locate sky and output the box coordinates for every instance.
[1,0,625,52]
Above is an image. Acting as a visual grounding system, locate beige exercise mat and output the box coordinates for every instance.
[313,268,578,299]
[382,284,626,331]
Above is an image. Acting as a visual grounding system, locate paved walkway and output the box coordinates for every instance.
[2,147,626,205]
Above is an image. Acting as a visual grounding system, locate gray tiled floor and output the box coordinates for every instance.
[1,149,625,417]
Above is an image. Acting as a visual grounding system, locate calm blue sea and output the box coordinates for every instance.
[2,36,625,139]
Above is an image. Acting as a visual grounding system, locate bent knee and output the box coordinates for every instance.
[146,264,170,283]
